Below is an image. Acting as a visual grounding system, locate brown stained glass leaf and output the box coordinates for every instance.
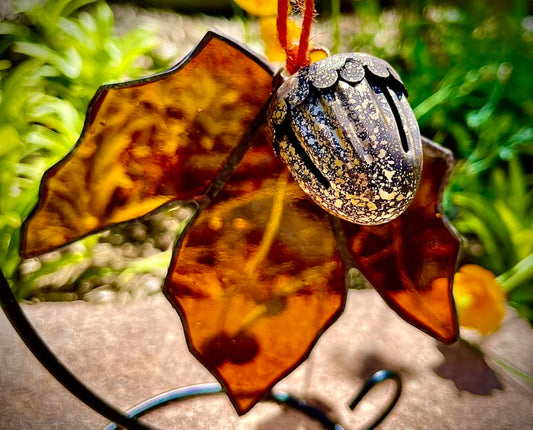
[164,131,346,414]
[339,137,460,344]
[22,31,274,258]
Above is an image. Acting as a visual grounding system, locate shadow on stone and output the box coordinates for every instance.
[433,339,502,395]
[355,352,409,380]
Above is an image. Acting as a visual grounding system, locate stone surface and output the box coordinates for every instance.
[1,289,532,429]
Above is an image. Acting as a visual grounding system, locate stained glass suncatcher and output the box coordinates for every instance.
[21,30,460,414]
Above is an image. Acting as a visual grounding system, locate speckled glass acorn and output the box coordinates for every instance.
[268,53,423,225]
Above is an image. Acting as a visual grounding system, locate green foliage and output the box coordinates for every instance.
[349,0,533,321]
[0,0,163,291]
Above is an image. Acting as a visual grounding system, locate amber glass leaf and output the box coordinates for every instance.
[165,132,346,414]
[339,138,460,344]
[22,31,274,257]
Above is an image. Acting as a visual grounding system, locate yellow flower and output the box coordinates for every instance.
[233,0,277,17]
[235,0,297,63]
[453,264,506,335]
[260,16,301,62]
[236,0,328,65]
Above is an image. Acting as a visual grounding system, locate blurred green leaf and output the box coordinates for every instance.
[0,0,167,296]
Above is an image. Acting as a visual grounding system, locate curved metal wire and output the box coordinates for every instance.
[100,371,402,430]
[269,391,345,430]
[100,383,345,430]
[349,369,403,429]
[101,383,224,430]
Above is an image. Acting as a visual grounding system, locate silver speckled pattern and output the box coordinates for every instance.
[268,53,422,226]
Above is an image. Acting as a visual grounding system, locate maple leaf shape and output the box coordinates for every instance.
[22,32,274,257]
[21,31,460,414]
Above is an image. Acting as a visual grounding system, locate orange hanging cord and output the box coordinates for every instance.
[277,0,315,74]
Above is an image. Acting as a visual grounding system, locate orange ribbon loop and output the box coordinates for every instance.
[277,0,315,74]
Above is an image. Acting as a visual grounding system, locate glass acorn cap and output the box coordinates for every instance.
[268,53,423,226]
